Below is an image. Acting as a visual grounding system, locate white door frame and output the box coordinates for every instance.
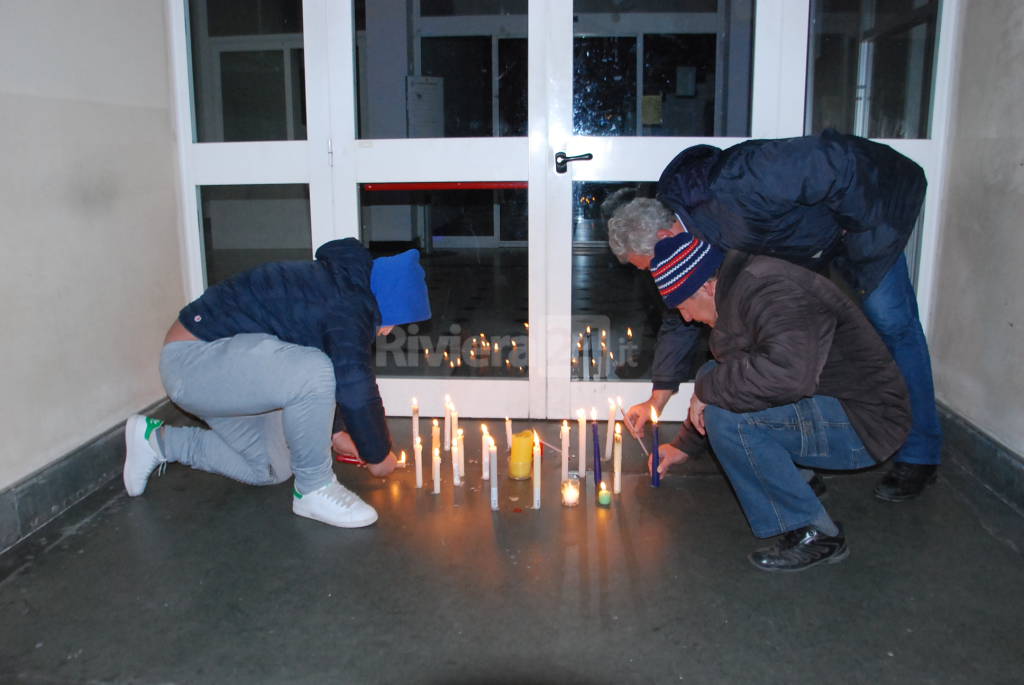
[166,0,961,421]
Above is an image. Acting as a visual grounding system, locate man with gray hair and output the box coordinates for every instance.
[609,130,941,503]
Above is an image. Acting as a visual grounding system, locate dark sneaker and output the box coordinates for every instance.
[808,473,827,498]
[874,463,938,502]
[748,524,849,573]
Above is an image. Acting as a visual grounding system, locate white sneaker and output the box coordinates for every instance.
[123,415,166,496]
[292,477,378,528]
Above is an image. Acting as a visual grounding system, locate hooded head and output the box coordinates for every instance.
[370,249,431,326]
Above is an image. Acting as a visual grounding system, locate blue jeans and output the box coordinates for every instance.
[861,255,942,465]
[705,394,876,538]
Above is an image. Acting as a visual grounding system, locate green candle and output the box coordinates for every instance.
[598,482,612,507]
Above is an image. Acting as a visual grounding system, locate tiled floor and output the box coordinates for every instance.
[1,417,1022,684]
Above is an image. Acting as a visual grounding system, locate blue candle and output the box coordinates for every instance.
[651,410,661,488]
[591,412,602,485]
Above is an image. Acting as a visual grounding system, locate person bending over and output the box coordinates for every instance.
[610,130,939,502]
[648,232,910,572]
[123,239,430,529]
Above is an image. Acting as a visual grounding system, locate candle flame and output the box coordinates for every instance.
[651,406,659,424]
[505,359,511,367]
[627,327,633,339]
[449,361,455,368]
[433,447,440,459]
[617,395,623,407]
[591,407,598,421]
[415,436,422,446]
[533,430,540,447]
[470,350,475,358]
[444,350,449,360]
[615,423,621,436]
[511,340,517,348]
[586,325,592,334]
[577,408,586,420]
[608,397,616,409]
[562,419,568,428]
[524,322,530,329]
[457,428,464,437]
[456,358,462,367]
[412,396,418,408]
[398,450,407,465]
[481,423,488,434]
[601,329,607,339]
[600,480,607,490]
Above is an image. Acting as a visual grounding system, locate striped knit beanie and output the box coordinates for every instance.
[650,233,724,307]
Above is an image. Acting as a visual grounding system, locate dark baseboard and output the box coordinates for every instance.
[0,399,182,555]
[939,401,1024,515]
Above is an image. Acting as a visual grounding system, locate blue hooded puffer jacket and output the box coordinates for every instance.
[656,129,927,295]
[178,238,391,462]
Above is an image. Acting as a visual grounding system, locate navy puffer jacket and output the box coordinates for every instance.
[657,130,926,295]
[178,238,390,462]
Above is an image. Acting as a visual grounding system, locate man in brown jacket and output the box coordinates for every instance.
[650,233,911,572]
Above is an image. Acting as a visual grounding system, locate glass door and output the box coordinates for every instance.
[170,0,956,420]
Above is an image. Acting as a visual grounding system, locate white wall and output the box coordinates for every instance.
[0,1,184,488]
[931,0,1024,452]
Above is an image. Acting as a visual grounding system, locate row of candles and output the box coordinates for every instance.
[572,325,637,381]
[400,395,661,509]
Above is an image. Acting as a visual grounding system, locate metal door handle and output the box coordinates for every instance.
[554,151,593,174]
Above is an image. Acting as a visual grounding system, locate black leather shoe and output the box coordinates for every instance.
[808,473,827,498]
[748,523,848,573]
[874,463,938,502]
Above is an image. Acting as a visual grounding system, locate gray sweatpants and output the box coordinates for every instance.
[158,333,336,493]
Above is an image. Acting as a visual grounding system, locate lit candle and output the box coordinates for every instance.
[613,424,622,495]
[443,395,452,452]
[398,450,407,468]
[505,416,513,451]
[411,397,420,448]
[532,430,541,510]
[576,409,587,479]
[432,418,440,458]
[598,480,611,507]
[560,420,570,482]
[481,424,490,481]
[604,398,616,462]
[432,447,441,495]
[414,436,423,489]
[456,428,465,480]
[489,436,499,510]
[591,407,602,485]
[626,327,633,340]
[651,406,661,488]
[561,478,580,507]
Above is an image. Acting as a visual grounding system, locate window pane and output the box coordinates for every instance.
[354,1,527,139]
[198,184,311,287]
[573,1,754,137]
[360,184,529,378]
[806,0,939,138]
[189,0,306,142]
[571,183,709,383]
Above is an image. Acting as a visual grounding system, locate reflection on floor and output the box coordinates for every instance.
[2,417,1022,683]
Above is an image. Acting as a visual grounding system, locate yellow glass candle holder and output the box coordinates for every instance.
[508,429,535,480]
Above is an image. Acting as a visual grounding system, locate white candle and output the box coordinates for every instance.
[452,433,462,486]
[432,419,440,458]
[451,408,459,455]
[604,398,616,462]
[411,397,419,448]
[560,420,570,482]
[489,436,498,510]
[481,424,490,481]
[444,395,452,451]
[613,423,622,494]
[505,416,513,451]
[576,408,587,479]
[456,428,465,480]
[414,436,423,489]
[532,430,541,510]
[432,447,441,495]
